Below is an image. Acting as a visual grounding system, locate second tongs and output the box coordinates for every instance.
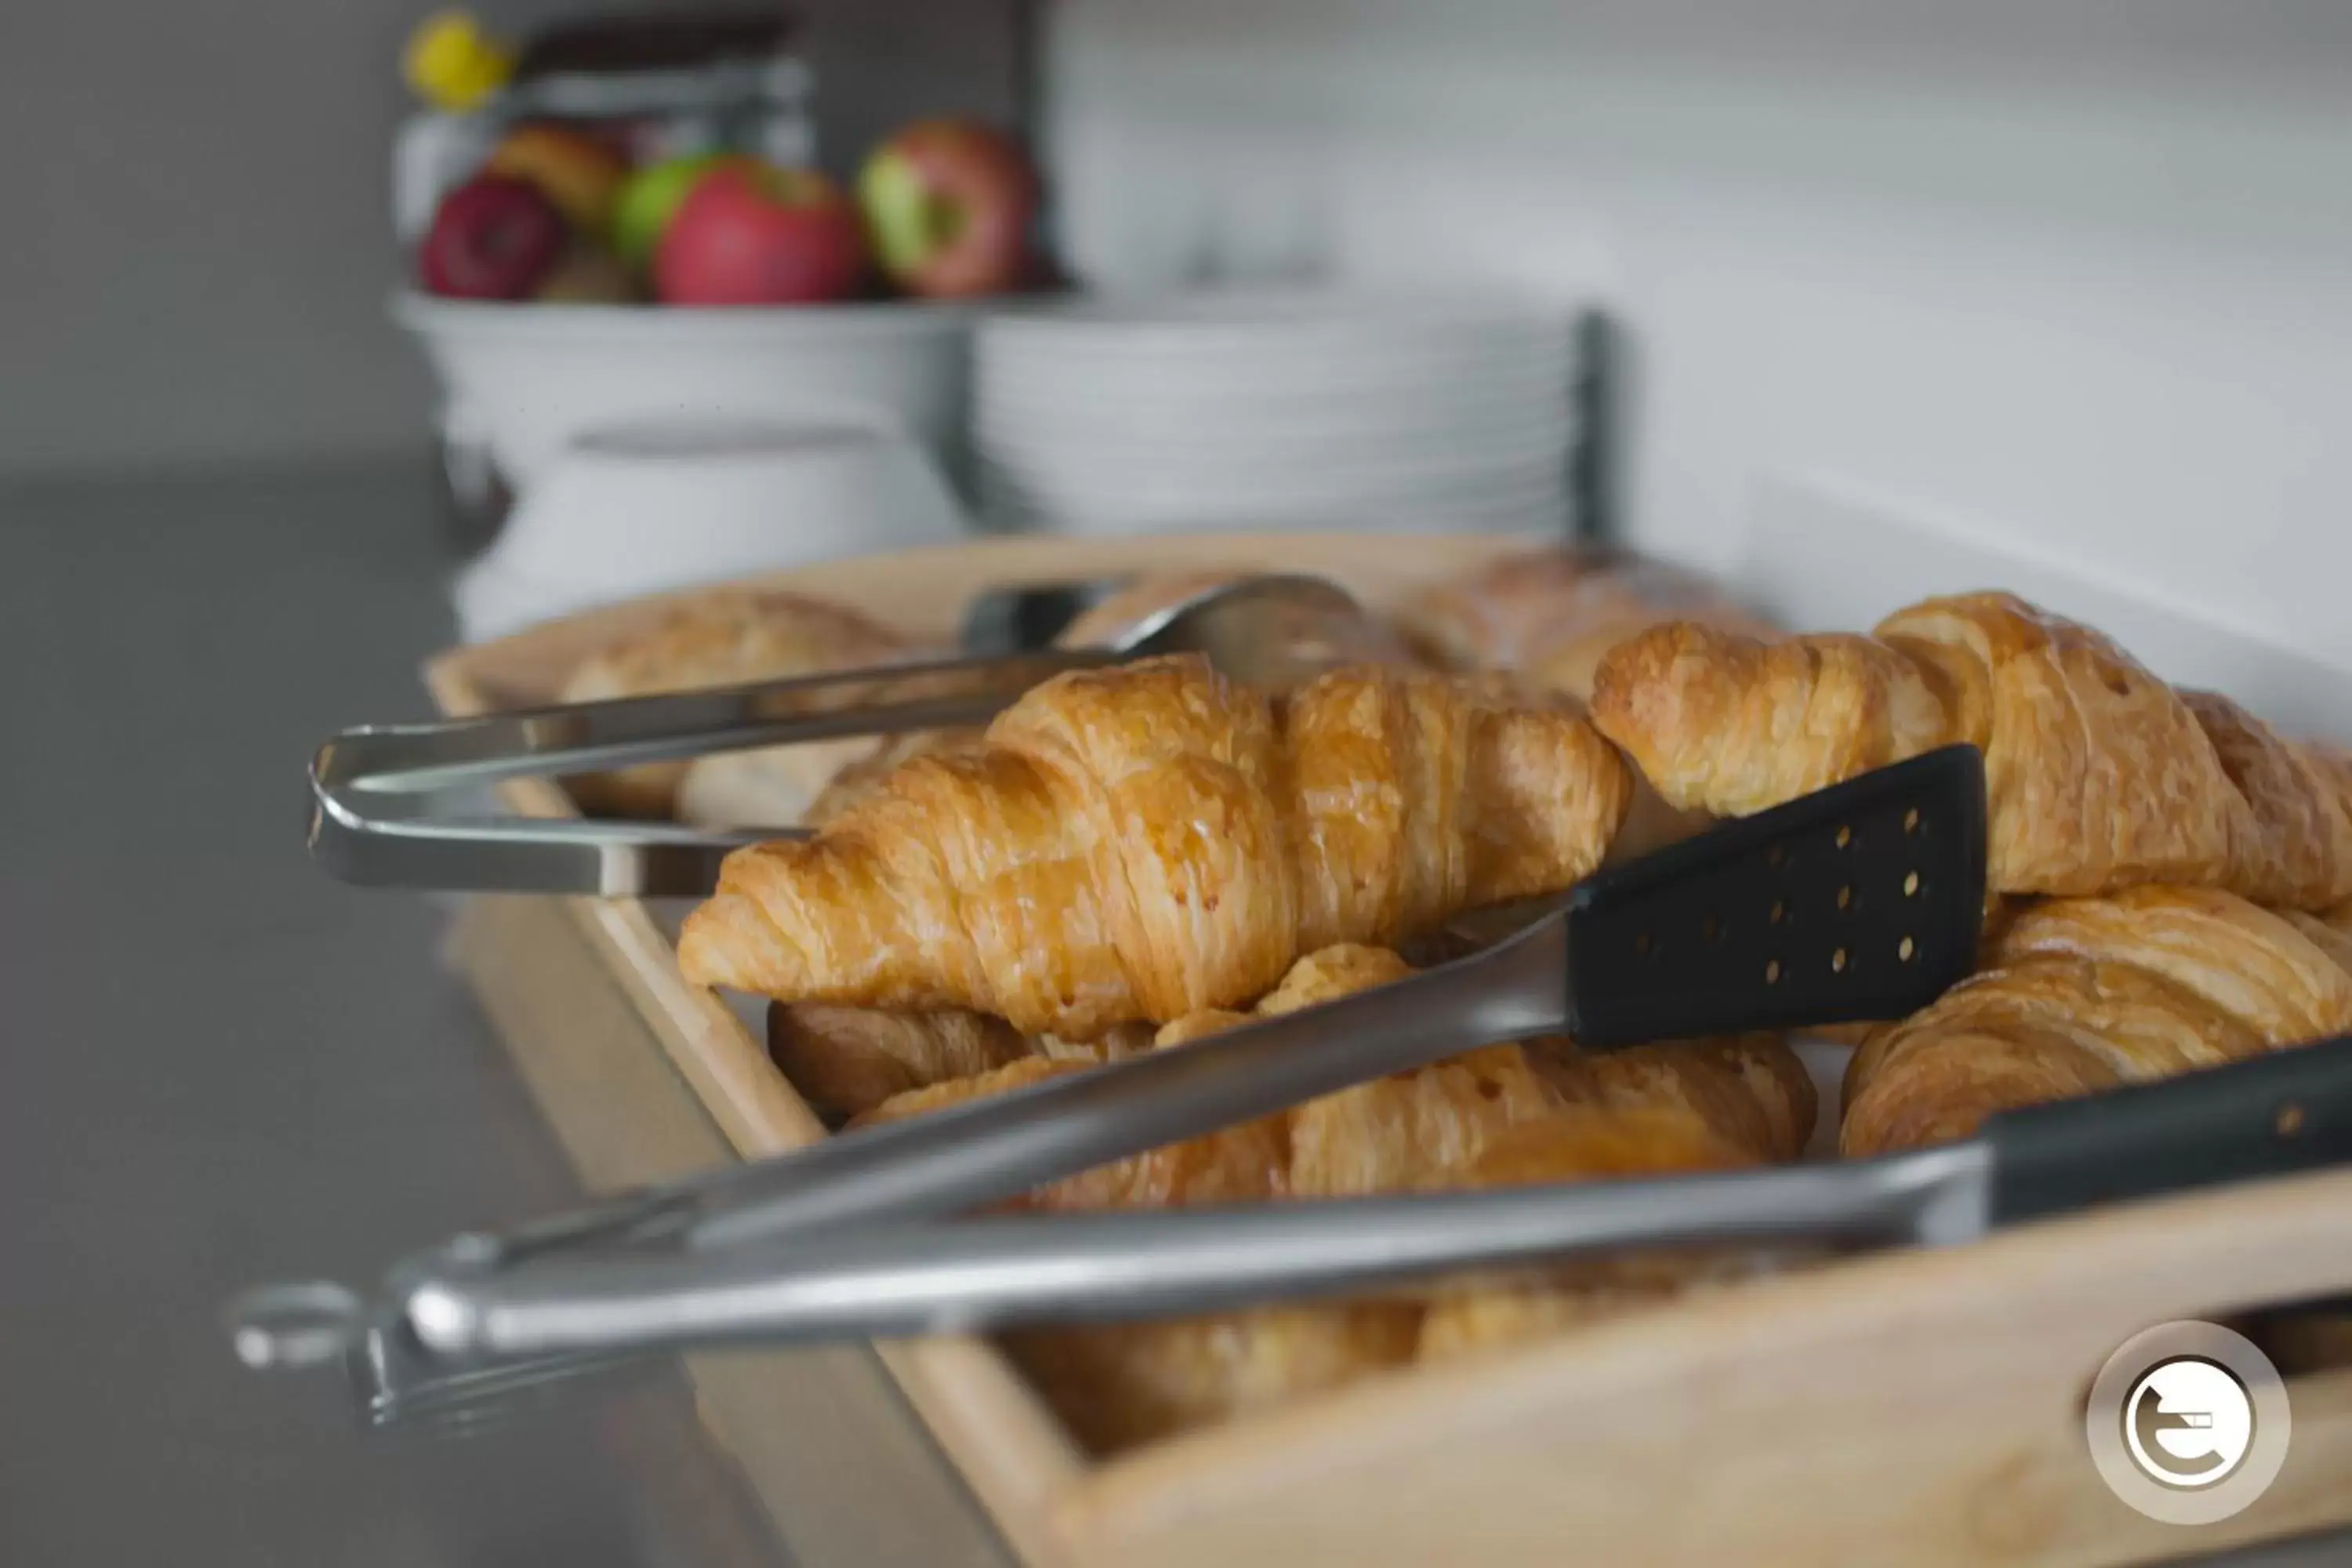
[307,573,1378,896]
[241,745,1990,1388]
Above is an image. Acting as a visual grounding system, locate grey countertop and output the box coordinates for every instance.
[0,460,800,1568]
[1,459,2343,1567]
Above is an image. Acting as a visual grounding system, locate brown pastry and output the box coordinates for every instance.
[1842,885,2352,1155]
[1590,591,2352,907]
[1145,945,1813,1196]
[2179,690,2352,909]
[1167,951,1802,1360]
[768,1004,1029,1122]
[1060,568,1427,677]
[560,587,913,819]
[1534,1033,1817,1164]
[797,726,987,828]
[854,1055,1292,1211]
[861,944,1809,1450]
[1001,1301,1425,1454]
[768,1001,1153,1123]
[855,995,1414,1452]
[1412,1110,1779,1362]
[1404,546,1774,704]
[679,655,1633,1038]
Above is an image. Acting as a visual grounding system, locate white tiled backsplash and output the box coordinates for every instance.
[1042,0,2352,672]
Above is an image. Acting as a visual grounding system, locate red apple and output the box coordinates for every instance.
[419,175,568,300]
[857,119,1040,299]
[653,165,868,307]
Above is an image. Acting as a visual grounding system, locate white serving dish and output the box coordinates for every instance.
[393,292,973,492]
[452,416,969,641]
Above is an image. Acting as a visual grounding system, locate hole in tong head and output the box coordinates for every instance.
[1904,808,1921,833]
[1831,947,1848,973]
[1764,959,1781,984]
[1898,935,1917,963]
[1835,825,1853,848]
[1903,871,1920,897]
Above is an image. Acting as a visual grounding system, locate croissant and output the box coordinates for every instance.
[558,587,913,819]
[1060,569,1427,673]
[857,944,1808,1450]
[680,655,1633,1038]
[707,572,1349,833]
[1000,1302,1425,1455]
[856,958,1411,1452]
[1842,885,2352,1156]
[1412,1111,1783,1363]
[770,1002,1153,1123]
[1590,591,2352,906]
[1404,545,1776,704]
[1153,945,1815,1196]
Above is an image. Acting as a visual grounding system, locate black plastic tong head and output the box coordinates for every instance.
[1562,745,1988,1048]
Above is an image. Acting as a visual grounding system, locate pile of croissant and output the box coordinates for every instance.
[547,550,2352,1452]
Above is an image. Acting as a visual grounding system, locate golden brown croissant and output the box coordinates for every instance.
[1155,949,1806,1361]
[1164,946,1817,1195]
[855,983,1413,1452]
[768,1001,1152,1123]
[1413,1110,1779,1362]
[1404,545,1775,704]
[861,944,1810,1450]
[797,727,986,828]
[1534,1033,1817,1164]
[679,655,1633,1038]
[1000,1302,1425,1455]
[561,587,915,819]
[1842,885,2352,1155]
[854,1055,1293,1211]
[1592,592,2352,907]
[1059,569,1428,673]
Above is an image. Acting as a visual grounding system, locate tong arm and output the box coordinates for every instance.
[307,647,1110,895]
[402,1147,1991,1359]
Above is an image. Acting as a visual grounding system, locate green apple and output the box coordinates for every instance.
[611,154,742,271]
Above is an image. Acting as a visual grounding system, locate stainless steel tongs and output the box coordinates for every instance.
[245,746,2003,1422]
[248,1029,2352,1374]
[307,574,1385,896]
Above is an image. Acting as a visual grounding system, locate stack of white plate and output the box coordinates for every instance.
[973,289,1579,537]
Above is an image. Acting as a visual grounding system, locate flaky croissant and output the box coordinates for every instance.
[1842,885,2352,1155]
[1590,591,2352,906]
[1148,944,1814,1194]
[856,943,1809,1451]
[560,587,913,819]
[1403,545,1776,704]
[681,655,1633,1038]
[1412,1111,1783,1363]
[770,1003,1154,1123]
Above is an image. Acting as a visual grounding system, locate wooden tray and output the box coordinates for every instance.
[427,532,2352,1568]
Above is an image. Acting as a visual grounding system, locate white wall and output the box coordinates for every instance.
[1044,0,2352,668]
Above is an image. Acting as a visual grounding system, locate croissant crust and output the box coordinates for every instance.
[1843,885,2352,1155]
[681,655,1632,1036]
[1592,591,2352,906]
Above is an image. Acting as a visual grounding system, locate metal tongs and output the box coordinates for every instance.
[307,575,1390,897]
[245,743,2008,1421]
